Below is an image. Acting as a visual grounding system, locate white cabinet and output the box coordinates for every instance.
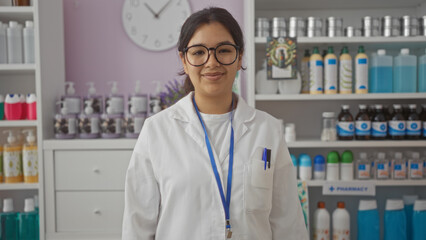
[245,0,426,239]
[43,139,134,240]
[0,0,65,239]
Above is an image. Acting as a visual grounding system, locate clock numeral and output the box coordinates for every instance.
[168,34,174,43]
[126,12,132,21]
[155,39,161,48]
[131,26,137,36]
[131,0,140,7]
[142,35,148,43]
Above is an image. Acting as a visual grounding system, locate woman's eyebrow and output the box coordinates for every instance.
[189,40,235,47]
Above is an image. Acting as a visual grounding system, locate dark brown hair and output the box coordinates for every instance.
[178,7,245,93]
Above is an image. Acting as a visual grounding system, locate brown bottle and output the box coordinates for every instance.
[421,104,426,139]
[355,104,371,140]
[12,0,30,6]
[337,105,354,140]
[389,104,406,140]
[406,104,421,140]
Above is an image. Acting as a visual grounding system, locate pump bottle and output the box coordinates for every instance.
[149,81,162,116]
[84,82,103,114]
[2,130,23,183]
[105,81,124,115]
[61,81,81,115]
[54,101,77,139]
[22,129,38,183]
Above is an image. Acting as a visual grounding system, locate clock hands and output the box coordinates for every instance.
[155,0,172,18]
[144,2,158,18]
[144,0,172,19]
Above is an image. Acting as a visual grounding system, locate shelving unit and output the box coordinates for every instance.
[0,183,39,190]
[245,0,426,239]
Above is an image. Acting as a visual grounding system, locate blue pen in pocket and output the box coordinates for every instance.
[263,148,267,170]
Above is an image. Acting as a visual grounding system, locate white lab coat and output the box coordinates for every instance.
[122,92,308,240]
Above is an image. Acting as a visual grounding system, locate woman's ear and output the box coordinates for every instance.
[237,53,243,70]
[179,52,188,74]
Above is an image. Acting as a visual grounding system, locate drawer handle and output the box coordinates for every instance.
[93,209,101,215]
[93,168,100,173]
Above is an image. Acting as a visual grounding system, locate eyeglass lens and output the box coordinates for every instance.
[186,44,238,66]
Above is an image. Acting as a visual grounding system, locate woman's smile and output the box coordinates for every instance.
[201,71,224,81]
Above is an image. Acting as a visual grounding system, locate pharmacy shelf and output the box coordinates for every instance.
[255,0,422,10]
[255,93,426,101]
[0,183,38,190]
[0,120,38,127]
[287,140,426,148]
[0,64,36,73]
[43,139,138,150]
[302,180,426,187]
[0,6,34,20]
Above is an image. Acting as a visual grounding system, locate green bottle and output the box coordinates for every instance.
[0,198,19,240]
[341,150,354,180]
[327,151,340,180]
[0,94,4,120]
[19,198,39,240]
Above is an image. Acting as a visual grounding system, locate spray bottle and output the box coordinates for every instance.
[22,129,38,183]
[105,81,124,115]
[2,130,23,183]
[0,198,19,239]
[126,81,147,138]
[19,198,39,240]
[61,81,81,115]
[84,82,103,114]
[54,101,77,139]
[149,81,162,116]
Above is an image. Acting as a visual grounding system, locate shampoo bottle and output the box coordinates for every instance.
[22,129,38,183]
[3,130,23,183]
[355,45,369,93]
[309,47,324,94]
[339,46,353,94]
[324,46,338,94]
[19,198,39,240]
[0,198,19,240]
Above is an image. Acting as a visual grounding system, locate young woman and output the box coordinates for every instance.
[122,7,308,240]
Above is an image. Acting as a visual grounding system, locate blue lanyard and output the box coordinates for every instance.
[192,96,234,234]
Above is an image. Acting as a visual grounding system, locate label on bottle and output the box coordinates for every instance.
[333,228,350,240]
[68,118,76,134]
[389,121,406,136]
[337,122,354,137]
[372,122,387,137]
[23,148,38,181]
[90,117,100,134]
[357,164,371,179]
[309,60,323,94]
[356,58,368,93]
[410,163,424,179]
[423,121,426,137]
[377,163,389,179]
[393,163,406,179]
[65,97,81,115]
[356,120,371,136]
[314,228,330,240]
[406,120,421,136]
[4,149,23,181]
[325,58,337,93]
[301,60,310,93]
[339,59,352,94]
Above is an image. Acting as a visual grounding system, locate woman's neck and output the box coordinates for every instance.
[194,92,235,114]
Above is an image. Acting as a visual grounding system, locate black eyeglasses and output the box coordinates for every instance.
[183,43,240,67]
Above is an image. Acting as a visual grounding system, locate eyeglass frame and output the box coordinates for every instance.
[183,43,241,67]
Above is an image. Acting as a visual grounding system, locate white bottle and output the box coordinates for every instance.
[392,152,406,180]
[7,21,23,64]
[332,202,350,240]
[23,21,35,64]
[409,152,424,179]
[284,123,296,142]
[299,154,312,181]
[314,201,330,240]
[375,152,389,180]
[356,152,371,180]
[0,21,7,63]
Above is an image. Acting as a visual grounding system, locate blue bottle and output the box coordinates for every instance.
[418,49,426,92]
[358,200,380,240]
[19,198,39,240]
[0,198,19,240]
[313,155,326,180]
[369,49,393,93]
[413,200,426,240]
[403,195,418,240]
[394,48,417,93]
[385,199,407,240]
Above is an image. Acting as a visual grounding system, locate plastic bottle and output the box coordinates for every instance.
[324,46,338,94]
[19,198,39,240]
[421,104,426,139]
[19,94,27,120]
[0,94,4,120]
[356,152,371,180]
[54,101,77,139]
[313,201,330,240]
[0,198,19,239]
[128,81,148,115]
[355,45,369,94]
[78,99,101,139]
[313,155,326,180]
[341,150,354,181]
[4,94,23,120]
[394,48,417,93]
[2,130,23,183]
[406,104,421,140]
[419,49,426,92]
[84,82,103,115]
[149,81,163,116]
[392,152,406,180]
[413,200,426,240]
[7,21,23,63]
[385,199,407,240]
[337,105,354,140]
[321,112,337,141]
[22,129,38,183]
[339,46,353,94]
[309,47,323,94]
[369,49,393,93]
[357,200,380,240]
[300,49,310,94]
[23,20,35,64]
[62,81,81,115]
[389,104,406,140]
[299,154,312,181]
[403,195,418,240]
[0,22,7,64]
[332,202,350,240]
[375,152,389,180]
[355,104,371,140]
[284,123,296,142]
[327,151,340,180]
[255,60,278,94]
[371,104,387,140]
[408,152,424,179]
[26,93,37,120]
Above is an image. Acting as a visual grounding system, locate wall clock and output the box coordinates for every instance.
[122,0,192,51]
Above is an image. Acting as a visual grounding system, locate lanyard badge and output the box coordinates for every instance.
[193,95,235,238]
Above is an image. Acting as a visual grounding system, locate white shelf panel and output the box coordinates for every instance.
[0,120,38,127]
[43,139,138,150]
[0,64,36,73]
[256,93,426,101]
[0,6,34,19]
[302,180,426,187]
[0,183,38,190]
[287,140,426,148]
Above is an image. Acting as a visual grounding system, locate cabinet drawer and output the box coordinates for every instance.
[55,150,132,190]
[56,191,124,233]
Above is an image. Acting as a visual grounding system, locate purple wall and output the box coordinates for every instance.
[63,0,245,99]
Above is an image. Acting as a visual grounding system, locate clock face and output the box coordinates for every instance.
[122,0,191,51]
